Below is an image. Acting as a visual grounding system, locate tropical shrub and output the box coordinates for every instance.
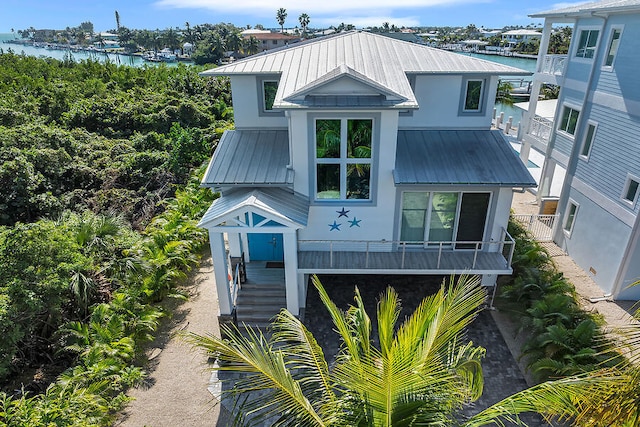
[0,168,216,425]
[498,218,617,381]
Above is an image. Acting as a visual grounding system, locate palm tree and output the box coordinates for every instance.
[299,13,310,37]
[187,275,487,426]
[115,10,121,31]
[243,35,259,55]
[276,8,287,33]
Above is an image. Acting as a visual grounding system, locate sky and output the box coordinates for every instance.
[1,0,584,33]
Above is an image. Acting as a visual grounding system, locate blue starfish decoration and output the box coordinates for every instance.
[336,207,350,218]
[349,217,361,227]
[329,220,341,231]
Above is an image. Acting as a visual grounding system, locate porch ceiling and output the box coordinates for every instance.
[394,130,537,187]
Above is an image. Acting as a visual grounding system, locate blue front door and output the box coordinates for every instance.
[248,233,284,261]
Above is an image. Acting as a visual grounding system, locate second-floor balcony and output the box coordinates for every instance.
[540,54,567,77]
[297,229,515,276]
[528,115,553,143]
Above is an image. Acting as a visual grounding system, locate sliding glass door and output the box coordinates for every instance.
[400,191,490,248]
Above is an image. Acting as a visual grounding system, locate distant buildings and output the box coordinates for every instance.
[501,29,542,46]
[240,29,300,51]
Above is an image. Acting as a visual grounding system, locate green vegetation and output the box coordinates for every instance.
[0,53,227,425]
[0,52,231,226]
[187,275,488,426]
[497,219,620,381]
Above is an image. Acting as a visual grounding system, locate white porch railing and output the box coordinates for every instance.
[511,214,559,242]
[528,116,553,143]
[541,54,567,76]
[227,253,245,309]
[298,228,516,270]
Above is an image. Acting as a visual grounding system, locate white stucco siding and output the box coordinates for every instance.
[618,241,640,300]
[491,188,513,249]
[229,75,288,129]
[289,110,310,196]
[399,75,496,129]
[555,187,632,296]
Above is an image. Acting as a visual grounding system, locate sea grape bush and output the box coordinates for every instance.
[0,52,221,425]
[0,52,231,226]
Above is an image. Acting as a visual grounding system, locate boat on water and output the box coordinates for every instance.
[143,48,177,63]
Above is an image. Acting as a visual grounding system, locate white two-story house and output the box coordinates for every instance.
[518,0,640,301]
[198,31,535,325]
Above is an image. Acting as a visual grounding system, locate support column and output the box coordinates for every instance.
[227,233,242,257]
[282,231,300,316]
[537,159,556,202]
[209,230,233,316]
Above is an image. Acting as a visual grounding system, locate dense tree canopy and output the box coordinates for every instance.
[0,52,231,226]
[0,52,226,425]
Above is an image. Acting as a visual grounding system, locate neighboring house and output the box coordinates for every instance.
[198,31,535,325]
[518,0,640,300]
[240,29,300,51]
[501,29,542,46]
[481,30,502,38]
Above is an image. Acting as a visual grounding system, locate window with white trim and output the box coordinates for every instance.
[315,118,372,200]
[563,201,578,235]
[575,29,599,59]
[603,27,622,68]
[258,77,284,116]
[559,106,580,136]
[622,175,640,206]
[263,81,278,110]
[579,122,597,159]
[463,79,484,112]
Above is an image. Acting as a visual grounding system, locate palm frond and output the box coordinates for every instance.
[184,325,326,427]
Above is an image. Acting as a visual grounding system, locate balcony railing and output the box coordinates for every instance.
[541,54,567,76]
[528,116,553,143]
[297,228,516,273]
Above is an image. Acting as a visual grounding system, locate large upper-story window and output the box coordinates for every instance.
[559,106,580,136]
[315,118,372,200]
[575,29,599,59]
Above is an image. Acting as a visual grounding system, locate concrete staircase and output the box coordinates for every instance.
[235,283,286,329]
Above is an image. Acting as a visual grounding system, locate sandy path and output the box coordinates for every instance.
[115,253,222,427]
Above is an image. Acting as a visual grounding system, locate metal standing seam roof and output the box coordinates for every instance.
[198,187,309,229]
[201,31,530,110]
[394,130,537,187]
[201,130,293,186]
[530,0,640,17]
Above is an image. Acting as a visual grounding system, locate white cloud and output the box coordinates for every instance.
[313,15,422,28]
[155,0,485,16]
[550,0,591,10]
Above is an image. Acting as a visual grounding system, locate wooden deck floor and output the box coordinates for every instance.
[297,250,511,275]
[244,262,285,284]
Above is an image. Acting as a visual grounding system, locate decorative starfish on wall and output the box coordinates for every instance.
[349,217,361,227]
[328,220,341,231]
[336,207,350,218]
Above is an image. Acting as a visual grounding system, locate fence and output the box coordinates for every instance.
[511,214,559,242]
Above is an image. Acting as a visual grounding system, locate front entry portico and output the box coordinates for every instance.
[198,188,310,320]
